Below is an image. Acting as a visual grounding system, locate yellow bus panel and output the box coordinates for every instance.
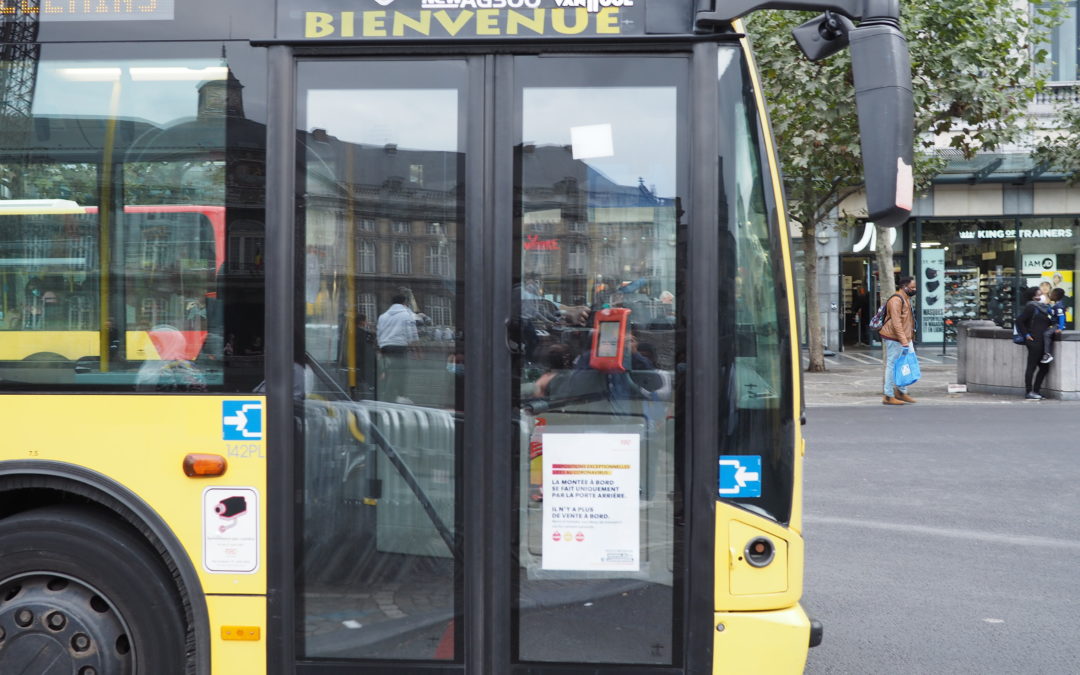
[1,395,267,597]
[0,332,100,361]
[207,595,267,673]
[713,605,811,674]
[715,500,804,611]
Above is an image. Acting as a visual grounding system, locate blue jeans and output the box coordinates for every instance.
[883,339,910,397]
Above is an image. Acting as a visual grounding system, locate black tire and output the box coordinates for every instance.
[22,352,69,362]
[0,506,187,674]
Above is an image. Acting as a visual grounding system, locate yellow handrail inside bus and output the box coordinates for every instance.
[98,80,123,373]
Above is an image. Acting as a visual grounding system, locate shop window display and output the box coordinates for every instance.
[918,218,1078,335]
[979,269,1016,327]
[944,268,979,322]
[1018,218,1076,329]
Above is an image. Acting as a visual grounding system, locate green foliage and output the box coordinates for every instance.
[3,160,225,206]
[1032,90,1080,182]
[747,0,1060,228]
[747,2,1061,371]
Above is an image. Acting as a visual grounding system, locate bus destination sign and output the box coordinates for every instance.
[281,0,645,40]
[1,0,174,21]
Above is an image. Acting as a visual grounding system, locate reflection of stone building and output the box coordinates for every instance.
[301,136,679,335]
[304,136,461,333]
[520,145,677,312]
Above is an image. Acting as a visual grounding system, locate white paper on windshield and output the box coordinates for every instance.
[570,123,615,160]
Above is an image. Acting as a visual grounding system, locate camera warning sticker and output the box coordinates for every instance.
[203,487,259,574]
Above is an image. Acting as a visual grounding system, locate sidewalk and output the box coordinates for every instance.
[801,345,1072,407]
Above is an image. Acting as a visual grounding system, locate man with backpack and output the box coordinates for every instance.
[878,276,918,405]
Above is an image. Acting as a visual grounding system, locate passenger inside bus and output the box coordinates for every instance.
[135,324,208,392]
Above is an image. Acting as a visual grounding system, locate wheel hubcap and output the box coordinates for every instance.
[0,574,133,675]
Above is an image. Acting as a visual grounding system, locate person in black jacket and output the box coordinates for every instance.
[1014,286,1054,400]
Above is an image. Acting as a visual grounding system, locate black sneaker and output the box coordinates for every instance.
[1040,354,1054,364]
[1025,392,1044,400]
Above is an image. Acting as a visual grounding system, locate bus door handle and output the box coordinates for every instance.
[505,317,524,355]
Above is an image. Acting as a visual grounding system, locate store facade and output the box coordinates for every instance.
[914,217,1077,344]
[806,179,1080,352]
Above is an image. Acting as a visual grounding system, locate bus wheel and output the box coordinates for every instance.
[22,352,68,362]
[0,506,187,674]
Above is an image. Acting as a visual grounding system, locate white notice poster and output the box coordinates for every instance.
[541,433,640,572]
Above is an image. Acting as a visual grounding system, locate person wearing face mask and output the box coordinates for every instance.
[1015,286,1054,400]
[878,276,918,405]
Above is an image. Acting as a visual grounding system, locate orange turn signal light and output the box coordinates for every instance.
[221,625,261,641]
[183,454,228,477]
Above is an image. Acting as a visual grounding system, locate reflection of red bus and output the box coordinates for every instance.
[0,200,225,363]
[85,204,227,271]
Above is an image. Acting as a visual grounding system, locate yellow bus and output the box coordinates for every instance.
[0,0,911,673]
[0,201,226,370]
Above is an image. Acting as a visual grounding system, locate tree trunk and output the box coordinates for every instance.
[875,223,896,368]
[803,222,826,372]
[874,223,895,308]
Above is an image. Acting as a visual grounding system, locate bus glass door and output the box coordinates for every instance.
[295,58,468,663]
[511,55,687,666]
[293,53,689,670]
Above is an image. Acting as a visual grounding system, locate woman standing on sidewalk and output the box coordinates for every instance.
[1014,286,1054,400]
[878,276,918,405]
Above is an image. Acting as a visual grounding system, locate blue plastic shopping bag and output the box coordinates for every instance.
[894,347,921,387]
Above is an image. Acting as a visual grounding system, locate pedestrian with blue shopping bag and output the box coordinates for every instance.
[878,276,919,405]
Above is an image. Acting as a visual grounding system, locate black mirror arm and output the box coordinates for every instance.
[695,0,899,25]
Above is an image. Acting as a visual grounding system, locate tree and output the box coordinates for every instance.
[747,1,1061,371]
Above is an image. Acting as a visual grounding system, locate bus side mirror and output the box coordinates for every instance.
[791,11,853,62]
[791,12,914,229]
[849,22,913,228]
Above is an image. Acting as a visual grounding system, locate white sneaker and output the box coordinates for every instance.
[1040,354,1054,364]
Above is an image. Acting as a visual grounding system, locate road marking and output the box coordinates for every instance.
[983,618,1005,624]
[805,515,1080,550]
[838,352,880,365]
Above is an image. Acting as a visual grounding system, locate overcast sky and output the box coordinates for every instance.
[32,59,220,127]
[306,85,677,196]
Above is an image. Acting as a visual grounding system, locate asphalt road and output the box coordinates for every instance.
[802,405,1080,674]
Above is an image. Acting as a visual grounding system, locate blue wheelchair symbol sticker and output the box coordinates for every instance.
[223,401,263,441]
[718,455,762,498]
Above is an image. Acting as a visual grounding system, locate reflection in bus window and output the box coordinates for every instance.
[715,47,794,524]
[297,63,465,661]
[0,53,265,391]
[732,93,782,409]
